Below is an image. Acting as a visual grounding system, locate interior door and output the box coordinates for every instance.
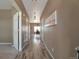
[13,12,19,50]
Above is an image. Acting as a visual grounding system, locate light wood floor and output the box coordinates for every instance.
[16,34,50,59]
[0,45,18,59]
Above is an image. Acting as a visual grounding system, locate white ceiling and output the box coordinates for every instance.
[22,0,48,23]
[0,0,12,9]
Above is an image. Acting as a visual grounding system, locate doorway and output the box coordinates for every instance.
[34,26,40,34]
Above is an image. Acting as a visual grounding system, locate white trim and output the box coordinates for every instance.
[0,43,12,45]
[41,36,54,59]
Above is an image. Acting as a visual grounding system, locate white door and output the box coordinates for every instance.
[13,12,19,50]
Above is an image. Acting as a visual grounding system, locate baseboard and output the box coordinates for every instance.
[0,43,12,45]
[41,39,54,59]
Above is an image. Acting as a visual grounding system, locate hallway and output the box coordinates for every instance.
[16,34,51,59]
[0,0,79,59]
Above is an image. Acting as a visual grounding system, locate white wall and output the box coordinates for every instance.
[13,11,22,51]
[13,12,19,50]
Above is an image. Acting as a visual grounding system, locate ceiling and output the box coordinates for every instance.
[22,0,48,23]
[0,0,13,9]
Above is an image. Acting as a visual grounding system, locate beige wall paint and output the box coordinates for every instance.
[41,0,79,59]
[0,10,13,43]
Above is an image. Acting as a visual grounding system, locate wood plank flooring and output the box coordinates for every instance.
[0,45,18,59]
[16,34,50,59]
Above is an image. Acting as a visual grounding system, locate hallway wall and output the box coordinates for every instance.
[22,13,29,48]
[41,0,79,59]
[0,10,13,43]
